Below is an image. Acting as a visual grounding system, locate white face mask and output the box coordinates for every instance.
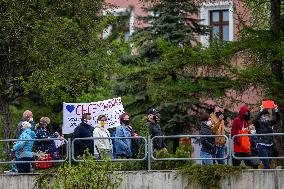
[87,120,92,125]
[29,117,33,122]
[261,115,270,121]
[206,120,212,126]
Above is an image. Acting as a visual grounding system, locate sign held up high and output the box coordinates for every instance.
[62,97,124,134]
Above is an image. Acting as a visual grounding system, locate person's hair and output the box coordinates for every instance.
[97,114,107,121]
[36,117,51,130]
[23,110,32,117]
[119,112,129,122]
[40,117,51,125]
[201,113,210,122]
[82,113,91,121]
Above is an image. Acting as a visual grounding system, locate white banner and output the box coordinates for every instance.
[62,97,124,134]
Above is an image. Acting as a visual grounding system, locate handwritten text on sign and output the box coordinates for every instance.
[62,97,124,134]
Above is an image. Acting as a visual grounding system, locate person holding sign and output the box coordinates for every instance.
[72,113,94,157]
[253,102,280,169]
[93,115,113,159]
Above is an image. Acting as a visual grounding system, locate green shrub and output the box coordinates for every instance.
[177,164,246,189]
[152,144,194,170]
[34,152,122,189]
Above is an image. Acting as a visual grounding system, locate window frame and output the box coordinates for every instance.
[209,10,230,42]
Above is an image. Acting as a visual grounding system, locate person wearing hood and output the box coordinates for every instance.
[73,113,94,157]
[115,113,132,158]
[253,105,280,169]
[200,114,215,165]
[12,121,36,173]
[231,106,257,168]
[93,115,113,159]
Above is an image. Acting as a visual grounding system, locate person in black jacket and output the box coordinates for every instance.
[147,108,166,151]
[253,105,281,169]
[73,113,94,157]
[200,114,215,165]
[35,117,61,160]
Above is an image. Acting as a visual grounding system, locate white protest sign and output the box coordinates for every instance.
[62,97,124,134]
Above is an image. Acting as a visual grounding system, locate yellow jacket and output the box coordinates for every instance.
[209,113,226,147]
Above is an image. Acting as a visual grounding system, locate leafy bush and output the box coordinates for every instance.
[34,152,122,189]
[177,164,246,189]
[151,144,194,170]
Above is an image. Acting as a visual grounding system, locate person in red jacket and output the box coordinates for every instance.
[231,106,257,168]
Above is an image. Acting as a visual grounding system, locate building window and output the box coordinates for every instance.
[200,1,233,47]
[102,7,134,42]
[210,10,229,42]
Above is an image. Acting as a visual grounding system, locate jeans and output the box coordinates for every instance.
[257,144,273,169]
[216,146,226,164]
[16,157,32,173]
[200,151,213,165]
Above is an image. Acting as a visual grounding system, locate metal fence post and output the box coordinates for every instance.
[147,135,151,171]
[68,138,72,167]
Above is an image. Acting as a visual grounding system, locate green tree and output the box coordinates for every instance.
[0,0,115,154]
[233,0,284,154]
[132,0,208,61]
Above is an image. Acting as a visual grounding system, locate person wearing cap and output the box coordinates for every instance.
[253,105,281,169]
[12,121,36,173]
[147,108,166,151]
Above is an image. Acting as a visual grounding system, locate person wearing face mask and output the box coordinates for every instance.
[231,106,257,168]
[115,113,132,158]
[93,115,113,159]
[200,114,215,165]
[210,105,226,164]
[16,110,36,138]
[147,108,166,151]
[253,105,280,169]
[72,113,94,157]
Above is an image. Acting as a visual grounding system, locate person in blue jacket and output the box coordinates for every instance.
[115,113,132,158]
[12,121,36,173]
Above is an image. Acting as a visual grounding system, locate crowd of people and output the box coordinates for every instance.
[200,104,281,169]
[72,110,160,160]
[11,110,64,173]
[9,103,282,173]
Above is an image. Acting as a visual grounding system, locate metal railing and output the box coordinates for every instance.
[0,138,69,164]
[1,133,284,169]
[151,135,229,161]
[232,133,284,160]
[71,136,147,162]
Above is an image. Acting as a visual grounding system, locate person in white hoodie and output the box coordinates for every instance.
[93,115,113,159]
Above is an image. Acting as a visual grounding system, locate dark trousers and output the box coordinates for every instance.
[257,145,273,169]
[16,157,32,173]
[232,152,258,168]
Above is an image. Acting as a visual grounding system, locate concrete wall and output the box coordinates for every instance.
[1,170,284,189]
